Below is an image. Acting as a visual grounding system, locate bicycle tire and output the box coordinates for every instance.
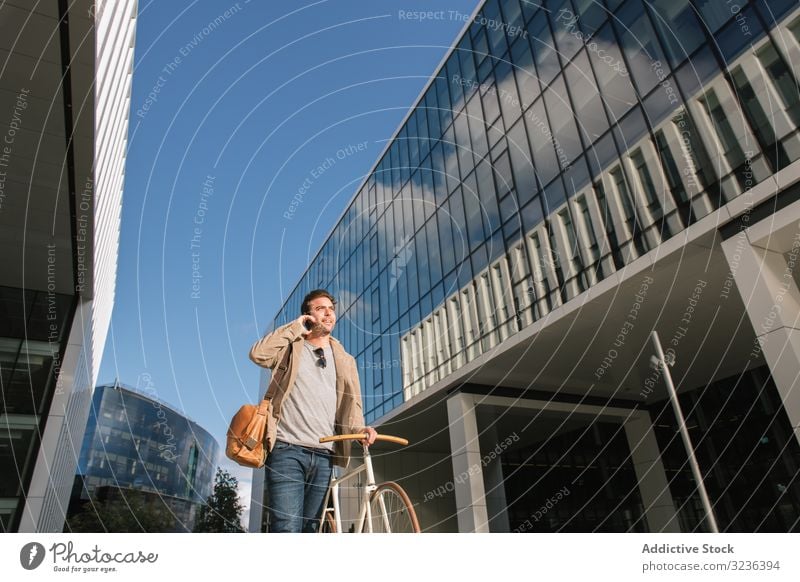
[366,482,420,533]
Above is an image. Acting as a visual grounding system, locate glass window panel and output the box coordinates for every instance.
[478,53,494,84]
[409,176,423,232]
[421,158,437,221]
[693,0,734,34]
[500,0,524,30]
[483,2,509,58]
[453,109,474,177]
[416,106,430,162]
[631,149,660,211]
[507,118,538,204]
[614,106,648,156]
[439,204,457,275]
[472,25,490,64]
[448,187,469,253]
[457,250,475,289]
[492,149,514,196]
[670,107,714,191]
[477,159,501,234]
[396,273,409,326]
[488,229,505,263]
[542,176,567,214]
[571,0,606,36]
[466,93,489,162]
[646,0,703,67]
[3,339,56,415]
[520,0,540,23]
[757,41,800,127]
[415,229,429,297]
[543,75,582,165]
[407,114,420,169]
[674,46,719,98]
[459,36,478,101]
[716,7,763,64]
[577,195,601,262]
[525,97,559,186]
[462,173,487,249]
[654,130,689,206]
[426,88,442,141]
[563,155,590,196]
[549,0,583,62]
[390,141,401,190]
[755,0,798,23]
[701,90,746,171]
[565,50,608,143]
[643,75,681,127]
[370,233,378,265]
[431,142,448,203]
[610,166,638,237]
[436,75,453,130]
[443,126,461,193]
[731,67,789,171]
[447,56,465,113]
[520,196,544,232]
[471,243,489,275]
[426,219,443,284]
[615,0,668,96]
[529,10,560,86]
[500,190,521,224]
[496,60,523,127]
[398,126,410,185]
[589,22,637,122]
[509,35,540,110]
[481,79,502,128]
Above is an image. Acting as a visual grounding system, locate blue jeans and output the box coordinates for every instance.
[265,440,333,533]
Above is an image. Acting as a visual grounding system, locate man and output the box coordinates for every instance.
[249,289,377,532]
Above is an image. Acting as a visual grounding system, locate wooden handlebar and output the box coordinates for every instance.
[319,434,409,446]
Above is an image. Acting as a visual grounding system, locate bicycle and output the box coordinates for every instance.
[317,433,420,533]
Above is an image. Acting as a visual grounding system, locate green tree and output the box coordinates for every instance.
[193,467,245,532]
[66,490,176,532]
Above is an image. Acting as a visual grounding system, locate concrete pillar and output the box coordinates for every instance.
[446,392,489,532]
[722,218,800,447]
[624,413,681,532]
[479,421,510,532]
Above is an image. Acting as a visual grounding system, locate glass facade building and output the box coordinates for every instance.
[0,0,136,532]
[72,383,219,532]
[257,0,800,532]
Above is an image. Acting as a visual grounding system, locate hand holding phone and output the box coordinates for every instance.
[298,314,316,335]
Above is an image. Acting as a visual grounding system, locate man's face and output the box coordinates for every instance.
[307,297,336,335]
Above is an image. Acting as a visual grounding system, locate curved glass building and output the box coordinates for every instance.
[74,382,219,531]
[253,0,800,532]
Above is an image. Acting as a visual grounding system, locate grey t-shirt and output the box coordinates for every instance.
[276,341,337,451]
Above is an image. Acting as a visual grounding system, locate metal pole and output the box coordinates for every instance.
[650,330,719,533]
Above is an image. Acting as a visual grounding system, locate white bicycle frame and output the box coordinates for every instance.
[321,445,394,533]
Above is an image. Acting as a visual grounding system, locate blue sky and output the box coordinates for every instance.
[97,0,479,514]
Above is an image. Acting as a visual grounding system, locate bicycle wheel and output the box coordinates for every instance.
[367,482,420,533]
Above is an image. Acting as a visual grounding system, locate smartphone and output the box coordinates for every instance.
[303,318,314,331]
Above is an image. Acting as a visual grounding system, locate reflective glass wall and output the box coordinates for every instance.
[272,0,800,422]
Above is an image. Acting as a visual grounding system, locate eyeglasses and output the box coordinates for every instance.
[313,347,327,369]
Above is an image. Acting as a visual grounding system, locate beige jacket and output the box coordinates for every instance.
[249,319,366,468]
